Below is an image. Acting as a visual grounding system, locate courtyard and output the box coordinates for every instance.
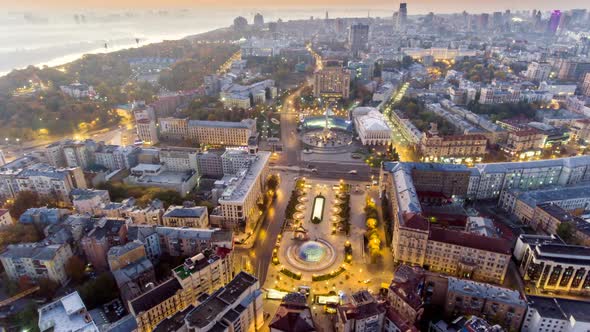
[263,177,395,299]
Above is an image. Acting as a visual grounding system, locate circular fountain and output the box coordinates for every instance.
[286,239,336,272]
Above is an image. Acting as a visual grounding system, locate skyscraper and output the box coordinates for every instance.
[313,60,351,100]
[548,10,561,34]
[397,2,408,31]
[253,13,264,28]
[348,23,369,56]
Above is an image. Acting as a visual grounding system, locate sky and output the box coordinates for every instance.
[4,0,590,13]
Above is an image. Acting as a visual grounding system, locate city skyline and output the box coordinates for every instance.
[6,0,590,14]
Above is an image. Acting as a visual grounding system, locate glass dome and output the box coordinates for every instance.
[298,241,328,262]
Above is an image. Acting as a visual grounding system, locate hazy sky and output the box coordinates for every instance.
[5,0,590,14]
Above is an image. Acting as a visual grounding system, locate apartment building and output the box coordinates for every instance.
[38,292,99,332]
[582,72,590,97]
[471,156,590,200]
[0,242,73,286]
[336,291,386,332]
[479,87,520,104]
[130,278,191,332]
[162,205,209,228]
[136,119,159,145]
[159,147,199,172]
[445,278,526,331]
[188,119,256,147]
[183,271,263,332]
[129,248,235,332]
[220,79,276,109]
[498,185,590,220]
[13,163,87,203]
[380,162,511,284]
[500,129,547,158]
[197,151,224,178]
[387,264,526,331]
[81,218,128,272]
[420,132,487,161]
[0,209,14,228]
[526,203,590,240]
[269,293,316,332]
[159,117,190,141]
[156,227,232,257]
[215,151,270,231]
[71,188,111,214]
[94,145,140,171]
[525,61,552,82]
[172,249,234,303]
[569,119,590,143]
[158,118,256,147]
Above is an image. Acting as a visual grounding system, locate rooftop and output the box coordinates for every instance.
[0,242,65,261]
[38,292,98,332]
[153,305,194,332]
[188,119,255,129]
[429,228,512,254]
[389,265,426,309]
[219,151,270,204]
[527,295,590,322]
[514,185,590,208]
[447,277,526,307]
[185,272,258,328]
[86,218,125,241]
[173,252,221,280]
[129,278,182,314]
[164,206,207,219]
[269,294,315,332]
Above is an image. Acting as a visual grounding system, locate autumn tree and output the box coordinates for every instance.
[65,256,86,284]
[8,190,41,218]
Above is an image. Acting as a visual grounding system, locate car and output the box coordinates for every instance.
[363,279,371,284]
[311,168,318,173]
[348,170,357,174]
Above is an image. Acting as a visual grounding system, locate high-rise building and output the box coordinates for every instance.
[253,13,264,27]
[525,61,552,82]
[582,72,590,97]
[313,60,351,99]
[348,23,369,56]
[548,10,561,34]
[397,2,408,31]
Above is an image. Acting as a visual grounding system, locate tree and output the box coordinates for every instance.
[557,222,576,244]
[37,278,59,299]
[0,224,42,250]
[266,174,280,192]
[65,256,86,283]
[77,272,119,309]
[366,218,378,229]
[8,190,41,218]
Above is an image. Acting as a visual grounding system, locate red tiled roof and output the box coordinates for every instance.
[385,306,420,332]
[402,213,429,231]
[428,228,511,254]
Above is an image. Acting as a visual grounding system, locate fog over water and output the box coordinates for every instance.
[0,8,396,76]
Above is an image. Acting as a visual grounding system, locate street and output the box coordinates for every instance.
[235,170,298,285]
